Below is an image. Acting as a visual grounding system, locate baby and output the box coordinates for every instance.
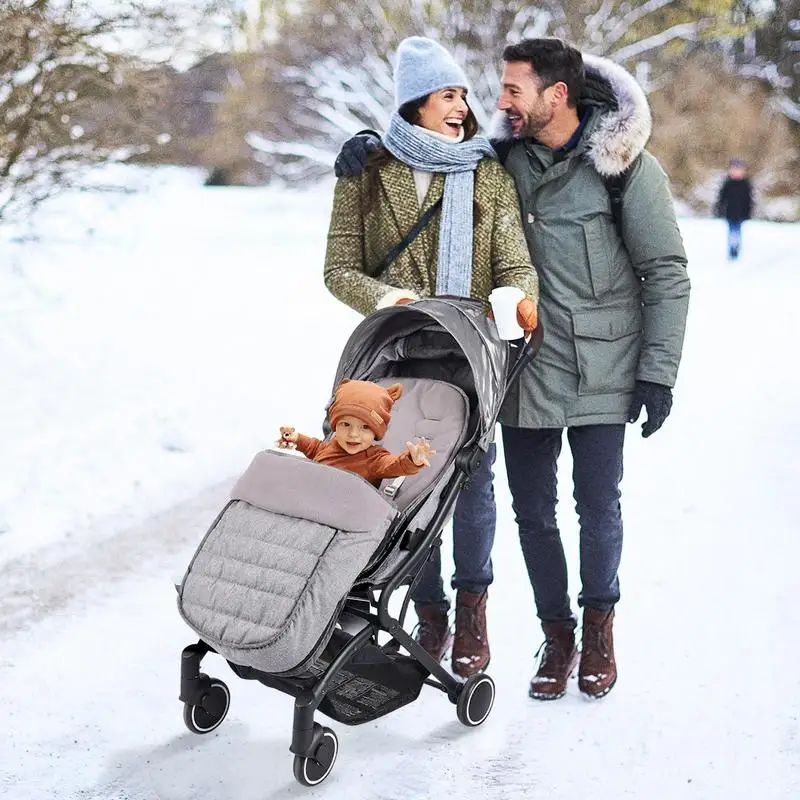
[276,379,435,488]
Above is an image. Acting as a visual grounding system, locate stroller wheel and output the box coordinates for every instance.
[183,676,230,734]
[456,673,495,727]
[293,726,338,787]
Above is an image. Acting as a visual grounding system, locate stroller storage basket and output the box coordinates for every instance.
[231,629,429,726]
[316,639,428,725]
[178,450,397,674]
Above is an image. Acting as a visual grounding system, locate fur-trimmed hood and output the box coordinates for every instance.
[489,53,652,177]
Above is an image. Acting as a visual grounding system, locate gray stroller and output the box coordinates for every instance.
[176,297,537,786]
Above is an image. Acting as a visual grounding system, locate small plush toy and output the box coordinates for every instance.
[278,426,298,449]
[275,380,435,488]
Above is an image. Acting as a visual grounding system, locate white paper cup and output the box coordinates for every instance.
[489,286,525,340]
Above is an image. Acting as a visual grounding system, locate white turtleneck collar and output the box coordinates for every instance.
[410,124,465,205]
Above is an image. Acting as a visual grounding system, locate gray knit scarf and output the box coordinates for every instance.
[383,112,496,297]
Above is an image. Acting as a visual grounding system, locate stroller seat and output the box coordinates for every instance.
[375,376,470,510]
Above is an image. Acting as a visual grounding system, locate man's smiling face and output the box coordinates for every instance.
[497,61,555,138]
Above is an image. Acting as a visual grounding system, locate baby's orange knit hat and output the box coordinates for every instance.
[328,379,403,440]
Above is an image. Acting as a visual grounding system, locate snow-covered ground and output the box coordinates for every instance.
[1,168,798,799]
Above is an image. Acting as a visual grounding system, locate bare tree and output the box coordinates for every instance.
[242,0,755,180]
[0,0,228,223]
[748,0,800,125]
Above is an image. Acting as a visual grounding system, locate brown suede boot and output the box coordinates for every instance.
[414,604,453,663]
[579,607,617,699]
[451,590,490,678]
[529,620,579,700]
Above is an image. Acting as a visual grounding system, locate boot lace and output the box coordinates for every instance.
[455,604,484,642]
[415,618,439,640]
[534,636,564,672]
[582,622,610,660]
[412,609,451,645]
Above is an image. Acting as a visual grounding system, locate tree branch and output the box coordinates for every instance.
[610,21,705,62]
[245,131,336,166]
[603,0,677,50]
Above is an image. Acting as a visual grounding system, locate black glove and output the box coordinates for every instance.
[627,380,673,438]
[333,131,381,178]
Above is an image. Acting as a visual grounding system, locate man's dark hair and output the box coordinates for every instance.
[502,38,585,108]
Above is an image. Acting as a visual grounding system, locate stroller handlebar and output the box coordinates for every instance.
[480,324,541,443]
[505,323,542,391]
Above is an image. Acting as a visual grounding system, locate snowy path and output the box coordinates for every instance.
[1,184,798,800]
[0,480,230,638]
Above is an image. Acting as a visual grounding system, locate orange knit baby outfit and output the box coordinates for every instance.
[294,435,421,488]
[295,379,422,487]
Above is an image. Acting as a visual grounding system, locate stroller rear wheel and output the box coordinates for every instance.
[292,726,338,787]
[456,673,495,727]
[183,676,230,734]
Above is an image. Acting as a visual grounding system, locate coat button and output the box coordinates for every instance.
[527,212,535,223]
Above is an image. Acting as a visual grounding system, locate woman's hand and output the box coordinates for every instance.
[276,426,298,449]
[406,437,436,467]
[376,288,420,309]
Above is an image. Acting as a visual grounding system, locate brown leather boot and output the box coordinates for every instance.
[529,620,579,700]
[414,604,453,663]
[579,607,617,698]
[451,590,490,678]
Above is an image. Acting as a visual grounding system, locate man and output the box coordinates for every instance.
[714,158,753,260]
[492,38,690,700]
[334,38,690,700]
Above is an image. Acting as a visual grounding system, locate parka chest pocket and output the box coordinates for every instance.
[571,305,642,396]
[582,216,616,298]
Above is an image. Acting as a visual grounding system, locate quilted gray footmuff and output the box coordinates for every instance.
[177,450,398,675]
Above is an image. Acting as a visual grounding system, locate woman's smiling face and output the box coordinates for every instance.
[417,87,469,138]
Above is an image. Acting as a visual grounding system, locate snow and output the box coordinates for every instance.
[1,167,798,799]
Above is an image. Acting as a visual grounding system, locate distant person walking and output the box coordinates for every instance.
[715,159,753,260]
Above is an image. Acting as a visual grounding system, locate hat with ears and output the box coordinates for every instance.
[393,36,469,109]
[328,379,404,440]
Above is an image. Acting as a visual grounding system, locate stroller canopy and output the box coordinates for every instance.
[330,298,511,450]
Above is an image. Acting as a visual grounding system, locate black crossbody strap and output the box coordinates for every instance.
[604,156,640,241]
[605,171,628,240]
[373,197,443,274]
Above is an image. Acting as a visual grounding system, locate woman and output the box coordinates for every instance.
[324,36,539,678]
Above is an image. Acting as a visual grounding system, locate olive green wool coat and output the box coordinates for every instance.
[495,54,691,429]
[324,157,539,316]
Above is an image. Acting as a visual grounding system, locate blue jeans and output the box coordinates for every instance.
[501,425,625,622]
[410,443,496,611]
[727,220,743,258]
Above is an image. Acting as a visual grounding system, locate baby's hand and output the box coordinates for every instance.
[406,437,435,467]
[276,426,298,449]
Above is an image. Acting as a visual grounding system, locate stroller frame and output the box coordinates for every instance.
[177,306,539,787]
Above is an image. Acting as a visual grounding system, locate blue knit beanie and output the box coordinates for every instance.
[393,36,469,109]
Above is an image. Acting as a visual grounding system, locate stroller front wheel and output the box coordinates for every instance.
[293,726,338,787]
[456,673,495,727]
[183,677,230,734]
